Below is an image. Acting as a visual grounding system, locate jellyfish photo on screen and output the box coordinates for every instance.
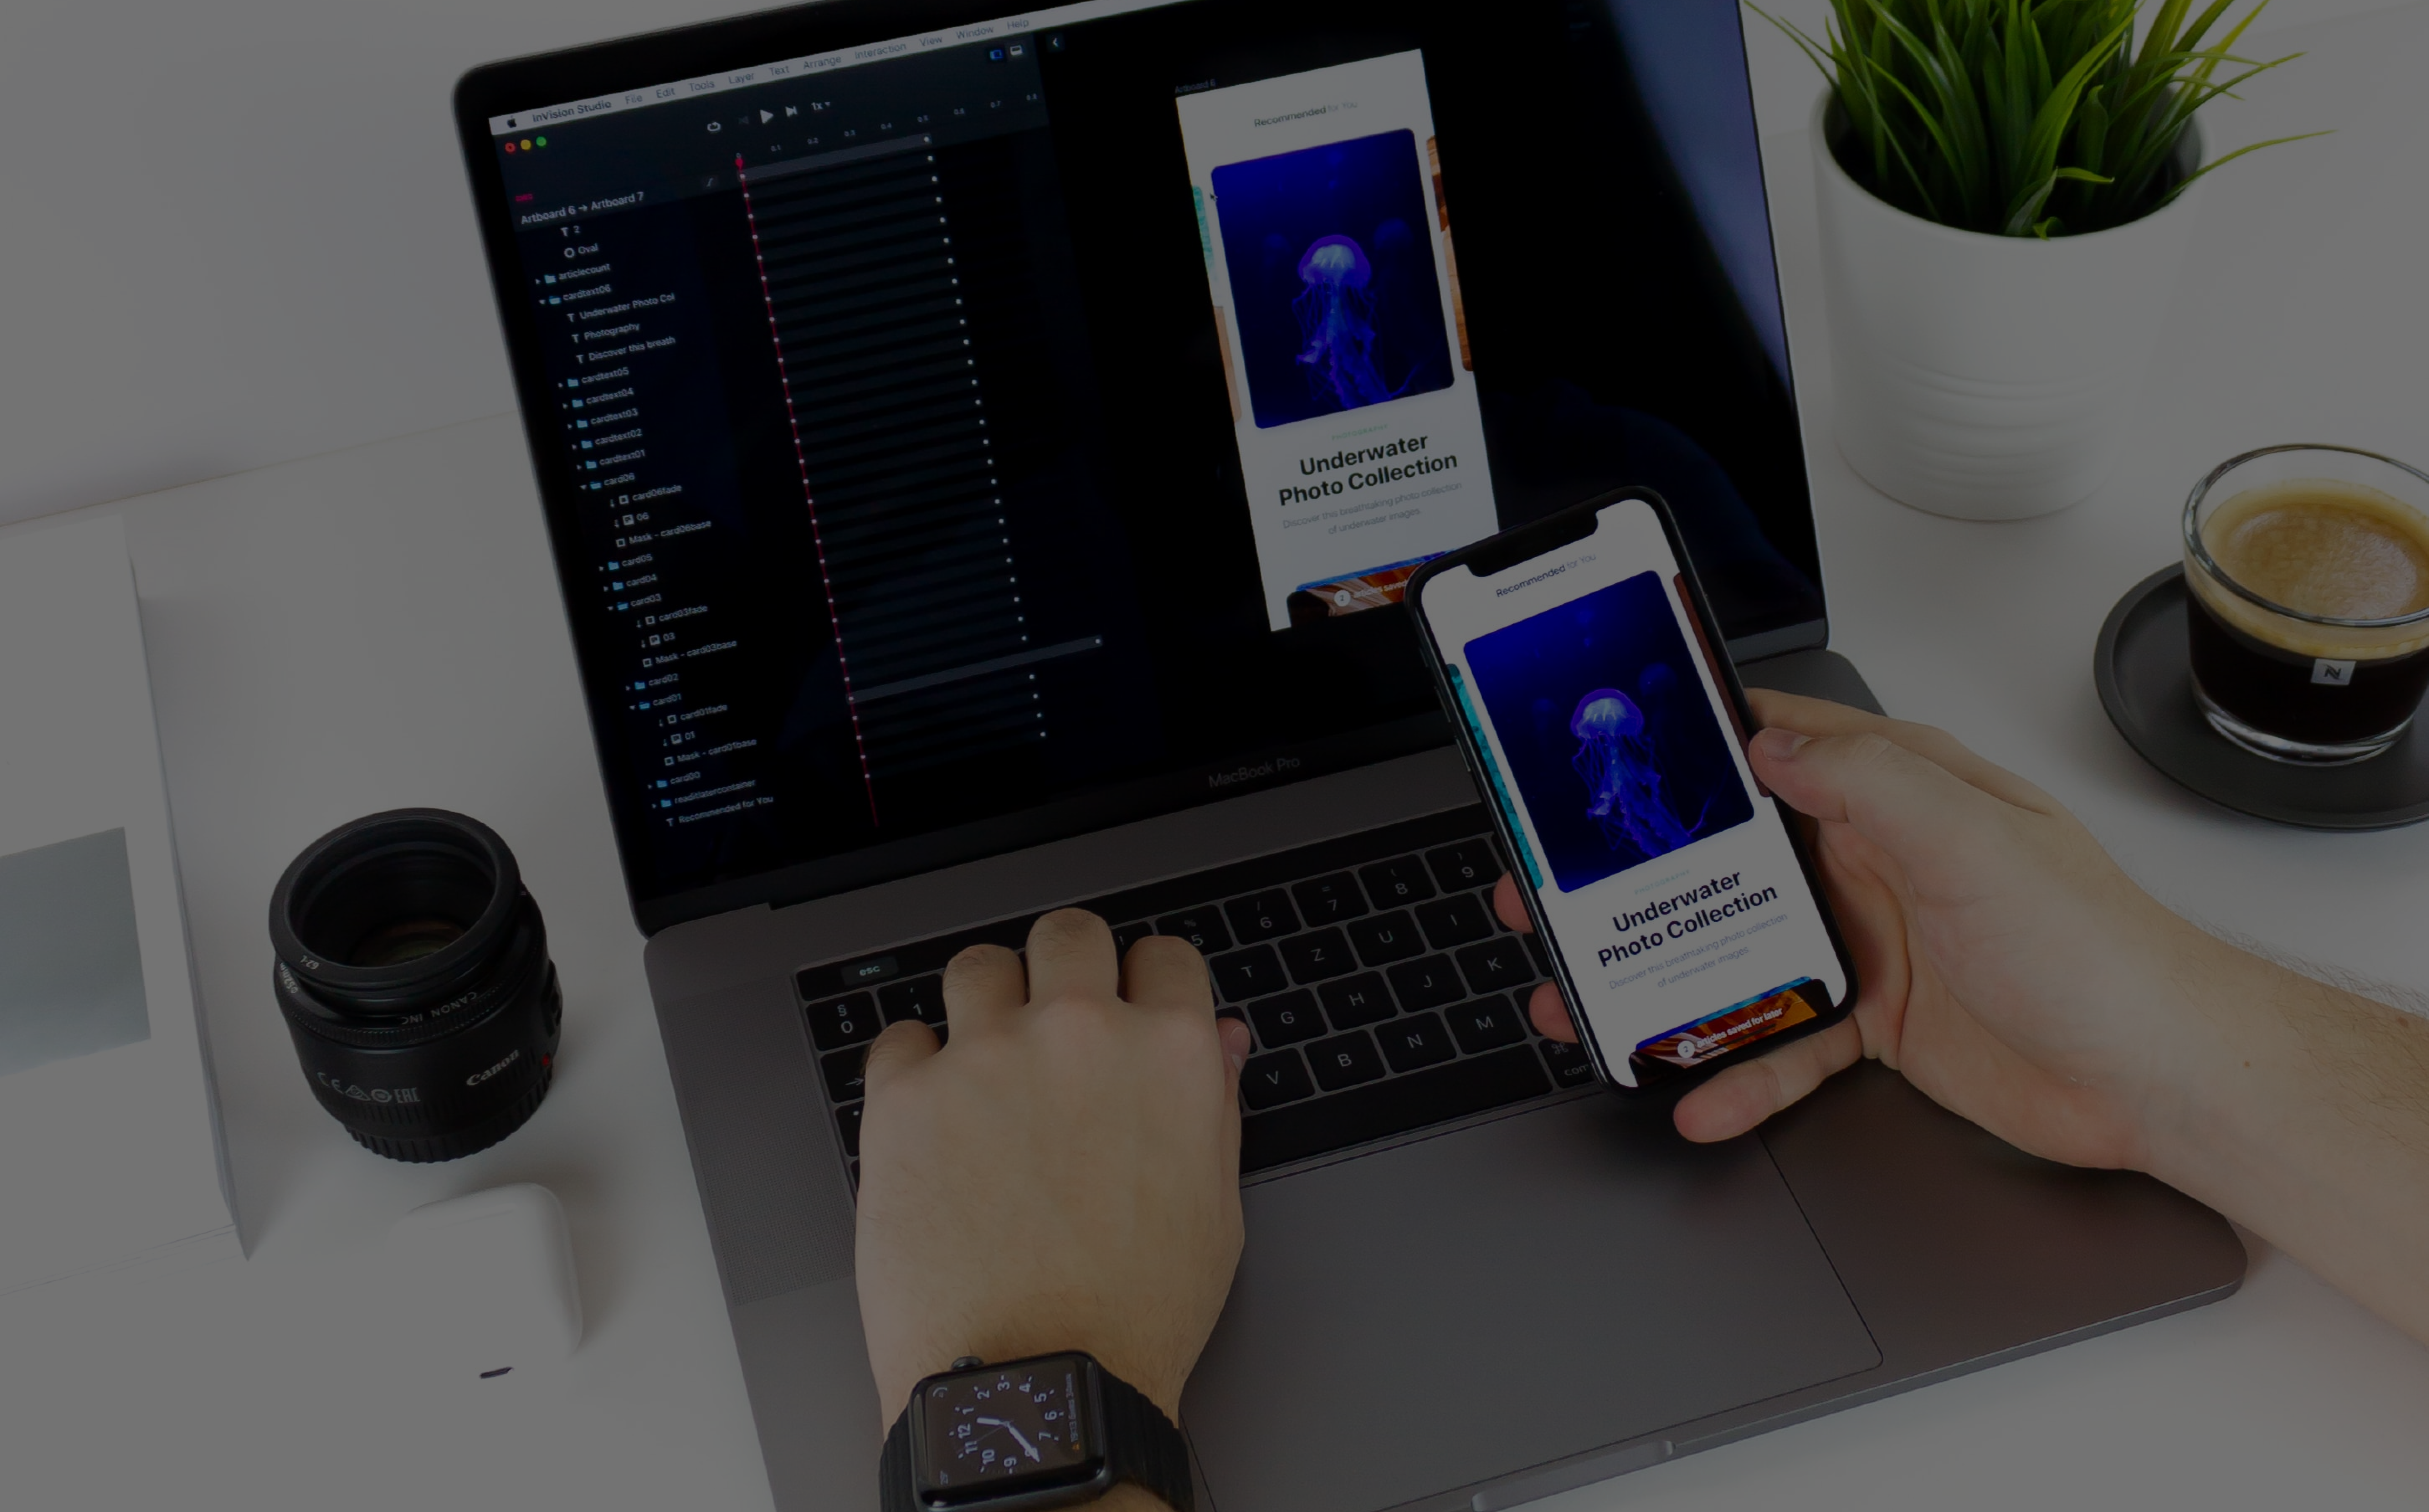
[1464,571,1755,891]
[1569,688,1704,860]
[1209,129,1455,429]
[1294,234,1394,409]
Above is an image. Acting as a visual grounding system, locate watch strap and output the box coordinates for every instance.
[878,1356,1193,1512]
[881,1406,915,1511]
[1095,1363,1195,1512]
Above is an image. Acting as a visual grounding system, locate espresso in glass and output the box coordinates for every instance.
[2183,446,2429,764]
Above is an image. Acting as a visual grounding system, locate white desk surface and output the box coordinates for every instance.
[3,4,2426,1509]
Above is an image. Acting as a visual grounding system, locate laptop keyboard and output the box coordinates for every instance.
[792,805,1601,1186]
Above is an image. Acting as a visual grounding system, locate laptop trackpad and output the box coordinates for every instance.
[1184,1096,1880,1512]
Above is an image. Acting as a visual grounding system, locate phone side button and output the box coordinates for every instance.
[1540,1039,1600,1089]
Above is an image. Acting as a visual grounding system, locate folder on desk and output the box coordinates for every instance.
[0,516,236,1294]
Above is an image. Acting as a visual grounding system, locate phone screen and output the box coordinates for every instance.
[1415,498,1849,1088]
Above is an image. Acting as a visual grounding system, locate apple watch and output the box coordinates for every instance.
[879,1351,1193,1512]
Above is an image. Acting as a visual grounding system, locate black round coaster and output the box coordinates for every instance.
[2094,565,2429,830]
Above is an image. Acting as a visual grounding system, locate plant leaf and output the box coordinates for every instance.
[2004,165,2114,236]
[2156,128,2335,206]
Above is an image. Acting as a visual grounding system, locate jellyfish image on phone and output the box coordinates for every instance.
[1570,688,1706,860]
[1293,234,1399,412]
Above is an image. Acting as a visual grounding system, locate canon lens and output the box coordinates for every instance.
[268,809,562,1163]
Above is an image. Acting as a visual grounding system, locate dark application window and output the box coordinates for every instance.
[481,0,1818,917]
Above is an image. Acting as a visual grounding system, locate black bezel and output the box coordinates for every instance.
[907,1351,1113,1511]
[1403,487,1860,1095]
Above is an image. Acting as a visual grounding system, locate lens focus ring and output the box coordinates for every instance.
[268,810,563,1163]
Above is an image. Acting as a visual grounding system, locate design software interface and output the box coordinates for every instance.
[479,0,1822,909]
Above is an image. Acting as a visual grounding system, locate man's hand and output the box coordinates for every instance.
[854,909,1254,1428]
[1503,688,2223,1168]
[1504,690,2429,1345]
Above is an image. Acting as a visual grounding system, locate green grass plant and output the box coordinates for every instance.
[1754,0,2325,236]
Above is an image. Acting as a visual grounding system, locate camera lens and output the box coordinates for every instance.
[268,809,562,1163]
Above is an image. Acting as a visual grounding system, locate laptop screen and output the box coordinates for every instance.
[457,0,1822,929]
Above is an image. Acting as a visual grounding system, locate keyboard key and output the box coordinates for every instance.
[805,993,878,1052]
[1425,840,1501,893]
[1291,872,1369,925]
[820,1045,870,1103]
[1278,927,1356,983]
[1541,1038,1599,1089]
[1377,1012,1457,1073]
[841,954,899,989]
[1306,1030,1387,1091]
[1456,938,1535,995]
[1241,1044,1552,1173]
[1525,936,1551,975]
[1240,1049,1316,1110]
[1209,943,1286,1002]
[1246,990,1326,1047]
[1346,910,1424,966]
[1224,888,1301,943]
[1318,972,1395,1030]
[1414,893,1492,950]
[835,1101,863,1157]
[1446,996,1528,1054]
[1359,856,1436,907]
[1157,908,1232,955]
[1385,955,1466,1012]
[878,974,945,1025]
[1112,920,1156,955]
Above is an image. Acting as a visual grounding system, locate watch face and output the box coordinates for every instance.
[916,1354,1098,1497]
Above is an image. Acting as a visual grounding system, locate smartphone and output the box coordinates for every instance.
[1406,488,1857,1092]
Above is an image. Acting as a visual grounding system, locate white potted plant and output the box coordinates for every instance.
[1759,0,2321,520]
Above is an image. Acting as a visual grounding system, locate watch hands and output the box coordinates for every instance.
[973,1417,1042,1461]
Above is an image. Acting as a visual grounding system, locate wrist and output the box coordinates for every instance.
[2130,927,2318,1198]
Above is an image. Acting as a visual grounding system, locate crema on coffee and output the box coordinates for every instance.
[2196,479,2429,647]
[2185,474,2429,761]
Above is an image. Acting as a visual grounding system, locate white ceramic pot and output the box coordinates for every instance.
[1811,93,2206,520]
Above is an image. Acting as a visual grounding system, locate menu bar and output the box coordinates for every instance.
[485,0,1173,136]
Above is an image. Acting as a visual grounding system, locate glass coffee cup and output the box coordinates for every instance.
[2182,445,2429,764]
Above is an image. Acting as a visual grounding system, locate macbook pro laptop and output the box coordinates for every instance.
[453,3,2245,1507]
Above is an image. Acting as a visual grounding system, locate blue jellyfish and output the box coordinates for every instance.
[1293,234,1398,411]
[1570,688,1704,859]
